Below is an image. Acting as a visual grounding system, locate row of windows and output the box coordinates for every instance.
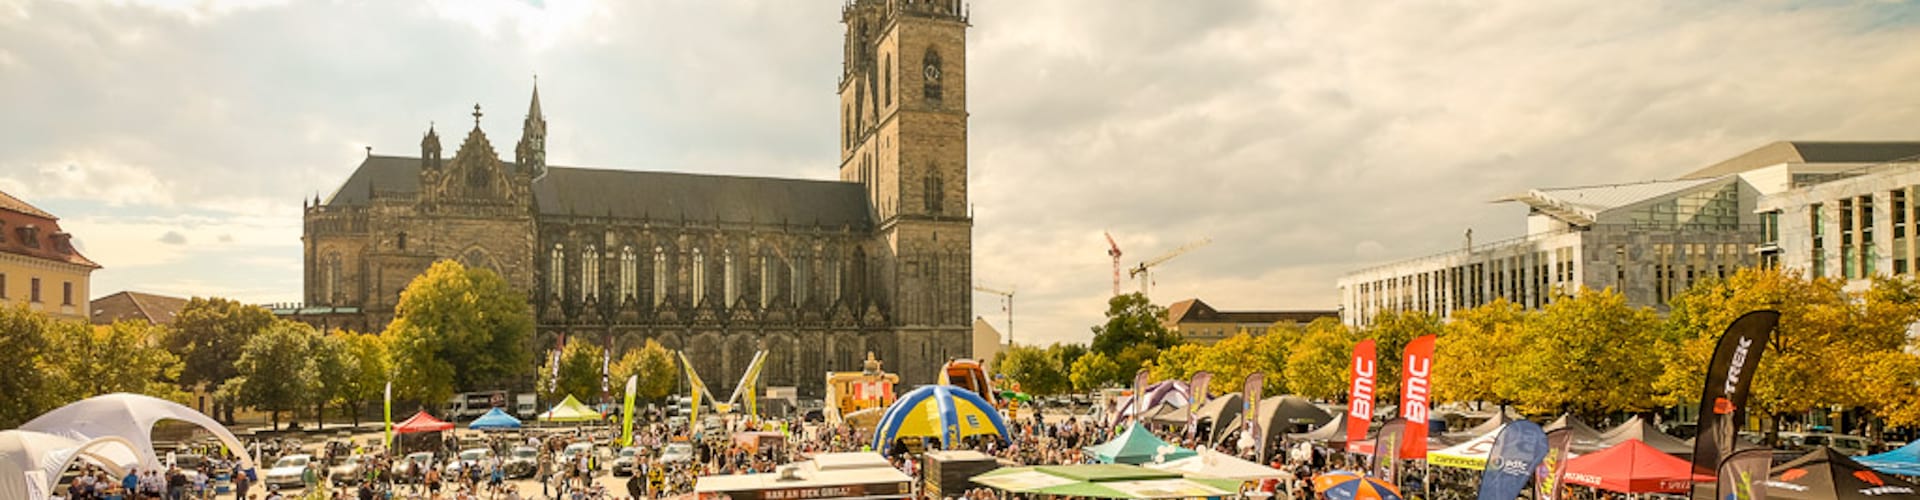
[548,244,859,308]
[0,273,75,305]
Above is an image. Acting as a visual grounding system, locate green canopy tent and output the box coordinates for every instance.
[972,464,1244,499]
[537,395,604,423]
[1085,422,1197,465]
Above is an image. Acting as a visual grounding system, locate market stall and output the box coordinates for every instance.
[537,395,604,423]
[1560,439,1706,495]
[1084,423,1195,465]
[694,452,913,500]
[1769,447,1920,500]
[469,407,522,430]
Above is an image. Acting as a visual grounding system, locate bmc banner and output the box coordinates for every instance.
[1477,420,1548,500]
[1186,371,1213,440]
[1689,310,1779,497]
[1717,448,1771,500]
[1399,334,1436,459]
[1537,428,1574,500]
[1346,339,1378,453]
[1242,372,1266,458]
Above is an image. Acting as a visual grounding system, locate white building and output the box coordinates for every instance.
[1338,141,1920,326]
[1757,148,1920,285]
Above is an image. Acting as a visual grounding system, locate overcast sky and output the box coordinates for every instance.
[4,0,1918,346]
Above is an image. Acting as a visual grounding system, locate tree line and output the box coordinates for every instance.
[994,267,1920,440]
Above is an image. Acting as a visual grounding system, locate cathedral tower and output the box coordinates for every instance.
[838,0,973,354]
[516,81,547,179]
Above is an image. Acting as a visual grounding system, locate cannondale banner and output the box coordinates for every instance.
[1717,448,1771,500]
[1537,428,1574,500]
[1399,334,1436,459]
[1242,372,1266,457]
[1476,420,1548,500]
[1185,371,1213,440]
[1690,310,1779,497]
[1345,338,1378,453]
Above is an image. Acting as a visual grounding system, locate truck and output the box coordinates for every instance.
[442,391,538,421]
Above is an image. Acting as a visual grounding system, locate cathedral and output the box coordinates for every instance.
[299,0,974,397]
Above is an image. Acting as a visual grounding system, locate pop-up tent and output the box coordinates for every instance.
[394,411,455,433]
[1446,407,1522,441]
[1769,446,1920,500]
[1085,422,1196,465]
[972,464,1242,499]
[1191,393,1243,444]
[1144,448,1288,481]
[469,407,522,430]
[1860,440,1920,477]
[870,385,1012,454]
[1285,414,1348,446]
[1596,416,1691,459]
[20,393,255,472]
[0,430,142,500]
[538,395,604,423]
[1561,439,1705,494]
[1543,413,1608,453]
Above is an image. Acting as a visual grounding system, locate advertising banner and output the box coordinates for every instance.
[1476,420,1548,500]
[622,375,638,447]
[1399,334,1436,459]
[1372,418,1406,483]
[1186,371,1213,440]
[1346,339,1378,453]
[1690,310,1779,498]
[1134,368,1151,418]
[1537,429,1574,500]
[1717,448,1771,500]
[1242,372,1266,457]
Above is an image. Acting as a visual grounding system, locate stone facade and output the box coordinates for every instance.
[299,0,974,398]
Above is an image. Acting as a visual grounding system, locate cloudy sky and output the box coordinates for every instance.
[3,0,1918,346]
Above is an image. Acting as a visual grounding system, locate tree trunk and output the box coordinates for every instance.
[272,410,280,431]
[316,402,326,432]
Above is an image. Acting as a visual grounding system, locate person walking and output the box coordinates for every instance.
[232,464,251,500]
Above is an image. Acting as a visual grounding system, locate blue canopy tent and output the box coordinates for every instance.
[1084,422,1197,465]
[870,385,1012,455]
[469,407,522,430]
[1861,440,1920,476]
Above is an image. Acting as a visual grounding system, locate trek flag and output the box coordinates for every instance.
[1537,428,1574,500]
[621,375,638,447]
[1243,372,1266,460]
[1346,339,1378,453]
[1690,310,1779,498]
[1399,334,1436,459]
[1476,420,1548,500]
[382,381,393,450]
[1371,418,1406,482]
[1717,448,1771,500]
[1185,371,1213,440]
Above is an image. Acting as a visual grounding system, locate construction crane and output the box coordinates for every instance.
[1104,231,1123,296]
[1127,237,1212,297]
[972,284,1015,346]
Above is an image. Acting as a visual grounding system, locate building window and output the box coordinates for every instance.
[1862,195,1877,277]
[620,246,638,301]
[922,48,943,103]
[31,277,41,303]
[760,252,775,309]
[826,255,841,304]
[1811,203,1826,278]
[924,165,944,215]
[883,54,892,107]
[794,252,811,306]
[581,244,599,300]
[0,273,6,298]
[652,246,668,307]
[322,254,341,305]
[724,249,738,307]
[550,243,566,300]
[62,282,72,306]
[397,232,408,251]
[692,248,706,307]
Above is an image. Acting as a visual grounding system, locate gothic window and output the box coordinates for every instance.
[922,48,943,103]
[826,253,841,304]
[322,253,340,305]
[550,243,565,301]
[581,244,599,300]
[620,246,637,301]
[698,248,714,305]
[724,249,738,307]
[652,246,668,307]
[851,247,868,302]
[467,165,489,189]
[925,164,944,214]
[883,54,892,108]
[795,252,812,307]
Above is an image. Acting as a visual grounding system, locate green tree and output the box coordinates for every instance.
[541,340,604,403]
[337,331,390,427]
[1504,288,1662,419]
[1089,293,1180,374]
[48,321,184,401]
[994,344,1070,396]
[1434,299,1525,408]
[0,305,71,427]
[386,260,535,406]
[234,321,318,430]
[1070,350,1123,392]
[1284,320,1357,401]
[610,339,679,402]
[306,333,351,427]
[164,297,275,422]
[1358,309,1440,406]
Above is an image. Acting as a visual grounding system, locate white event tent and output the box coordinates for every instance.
[19,393,256,472]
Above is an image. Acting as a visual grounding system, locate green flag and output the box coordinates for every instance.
[622,375,638,447]
[382,381,393,452]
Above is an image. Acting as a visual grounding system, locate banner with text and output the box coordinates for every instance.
[1346,339,1378,453]
[1476,420,1548,500]
[1372,418,1406,483]
[1186,371,1213,441]
[1399,334,1436,459]
[1717,447,1771,500]
[1242,372,1266,458]
[1537,428,1574,500]
[1689,310,1779,498]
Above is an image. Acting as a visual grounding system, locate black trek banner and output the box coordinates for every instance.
[1689,310,1780,498]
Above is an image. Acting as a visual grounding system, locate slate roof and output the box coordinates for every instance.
[1680,141,1920,179]
[323,155,873,228]
[89,291,189,326]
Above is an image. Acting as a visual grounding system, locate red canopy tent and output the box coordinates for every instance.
[1563,439,1711,494]
[393,411,454,434]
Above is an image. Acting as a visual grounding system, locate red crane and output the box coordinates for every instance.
[1104,231,1123,297]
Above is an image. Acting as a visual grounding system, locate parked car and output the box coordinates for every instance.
[659,443,694,464]
[559,442,597,470]
[393,452,437,483]
[263,454,313,489]
[611,447,642,477]
[1788,432,1872,456]
[170,454,207,485]
[446,448,493,476]
[328,455,364,487]
[504,446,539,479]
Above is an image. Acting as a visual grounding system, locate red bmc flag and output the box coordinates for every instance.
[1398,335,1436,459]
[1345,339,1377,452]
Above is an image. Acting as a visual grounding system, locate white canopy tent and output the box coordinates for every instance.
[1145,447,1289,481]
[19,393,256,472]
[0,430,141,500]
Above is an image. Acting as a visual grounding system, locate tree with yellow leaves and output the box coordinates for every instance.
[1433,299,1524,409]
[1504,288,1663,419]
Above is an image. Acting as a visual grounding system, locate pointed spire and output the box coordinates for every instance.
[528,74,544,120]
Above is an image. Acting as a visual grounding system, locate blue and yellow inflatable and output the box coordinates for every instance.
[870,385,1012,454]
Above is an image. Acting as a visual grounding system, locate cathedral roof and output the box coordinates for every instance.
[325,155,874,228]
